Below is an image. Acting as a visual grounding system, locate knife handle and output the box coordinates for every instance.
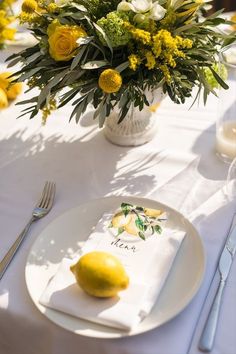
[198,279,226,352]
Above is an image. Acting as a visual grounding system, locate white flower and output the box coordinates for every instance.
[118,0,153,13]
[149,3,166,20]
[118,0,166,21]
[131,0,153,13]
[117,1,135,12]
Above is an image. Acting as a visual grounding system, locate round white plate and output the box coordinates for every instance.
[25,196,205,338]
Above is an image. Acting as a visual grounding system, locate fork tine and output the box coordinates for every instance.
[40,182,51,209]
[42,182,55,209]
[37,181,49,208]
[46,182,56,210]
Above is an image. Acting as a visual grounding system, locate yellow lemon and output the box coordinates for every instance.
[144,208,163,218]
[112,211,131,228]
[124,214,139,236]
[0,88,8,109]
[70,251,129,298]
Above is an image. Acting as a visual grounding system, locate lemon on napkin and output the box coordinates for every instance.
[70,251,129,298]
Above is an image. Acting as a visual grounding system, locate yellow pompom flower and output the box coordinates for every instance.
[0,72,23,100]
[0,87,8,109]
[20,0,45,24]
[21,0,38,14]
[98,69,122,94]
[47,20,87,61]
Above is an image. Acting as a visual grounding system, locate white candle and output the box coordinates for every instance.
[216,121,236,159]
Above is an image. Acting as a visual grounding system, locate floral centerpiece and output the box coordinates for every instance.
[0,0,17,49]
[7,0,236,144]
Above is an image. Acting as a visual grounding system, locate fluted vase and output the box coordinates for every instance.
[103,88,165,146]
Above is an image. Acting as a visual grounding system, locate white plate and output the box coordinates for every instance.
[25,196,205,338]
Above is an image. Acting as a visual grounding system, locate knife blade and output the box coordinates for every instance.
[219,224,236,280]
[199,222,236,352]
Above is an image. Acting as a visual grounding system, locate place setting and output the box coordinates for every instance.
[0,1,236,354]
[24,195,204,338]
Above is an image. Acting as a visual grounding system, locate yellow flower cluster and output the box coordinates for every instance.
[153,30,192,67]
[128,54,141,71]
[145,51,156,70]
[0,0,16,9]
[0,11,16,42]
[47,3,58,13]
[0,0,16,47]
[98,69,122,94]
[126,24,193,82]
[42,97,57,125]
[19,0,43,24]
[124,22,151,45]
[0,72,23,109]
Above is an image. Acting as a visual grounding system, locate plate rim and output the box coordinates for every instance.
[25,195,205,338]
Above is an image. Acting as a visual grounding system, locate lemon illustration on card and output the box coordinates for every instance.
[110,203,167,240]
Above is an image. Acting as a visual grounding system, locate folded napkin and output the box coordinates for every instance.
[40,208,186,330]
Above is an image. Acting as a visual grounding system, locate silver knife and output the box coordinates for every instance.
[199,222,236,352]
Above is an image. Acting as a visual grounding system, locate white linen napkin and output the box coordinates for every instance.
[39,210,186,331]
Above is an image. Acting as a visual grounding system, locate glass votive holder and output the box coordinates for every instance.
[227,157,236,201]
[216,44,236,163]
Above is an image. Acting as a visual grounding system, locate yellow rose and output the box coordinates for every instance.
[0,88,8,109]
[0,72,23,100]
[47,20,87,61]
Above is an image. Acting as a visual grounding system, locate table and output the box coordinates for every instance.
[0,45,236,354]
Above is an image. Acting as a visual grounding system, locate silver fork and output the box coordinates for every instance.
[0,181,56,280]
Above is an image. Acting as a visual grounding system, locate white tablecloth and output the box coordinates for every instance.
[0,46,236,354]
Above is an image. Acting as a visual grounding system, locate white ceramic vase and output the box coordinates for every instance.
[103,88,165,146]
